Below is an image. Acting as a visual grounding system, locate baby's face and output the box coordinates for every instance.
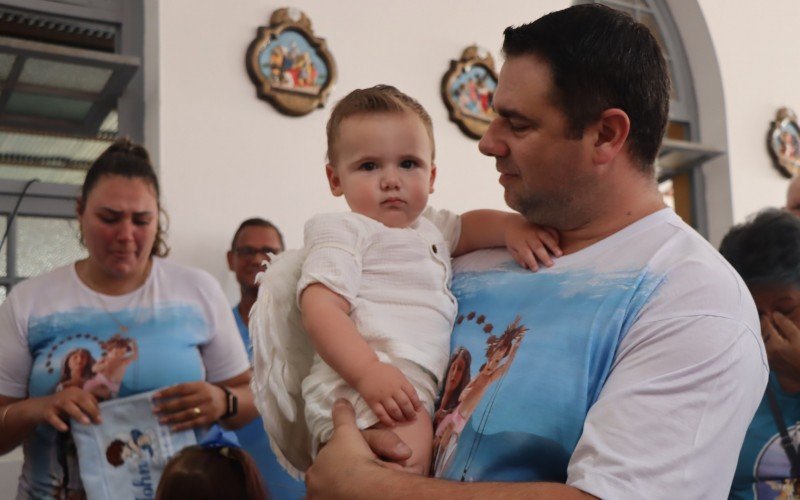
[327,112,435,228]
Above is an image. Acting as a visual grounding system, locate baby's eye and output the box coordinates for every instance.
[400,159,418,169]
[359,162,377,171]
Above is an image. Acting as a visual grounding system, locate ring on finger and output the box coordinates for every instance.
[192,407,202,416]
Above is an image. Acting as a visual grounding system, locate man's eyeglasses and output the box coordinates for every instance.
[233,246,281,258]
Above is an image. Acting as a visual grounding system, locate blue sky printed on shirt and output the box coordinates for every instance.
[436,262,660,482]
[22,302,211,498]
[27,304,208,398]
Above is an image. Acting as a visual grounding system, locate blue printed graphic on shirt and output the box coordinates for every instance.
[731,375,800,499]
[432,260,659,482]
[28,304,206,398]
[22,303,209,499]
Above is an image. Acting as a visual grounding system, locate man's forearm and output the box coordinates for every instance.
[338,465,596,500]
[304,399,598,500]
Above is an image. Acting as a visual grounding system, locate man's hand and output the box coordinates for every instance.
[306,399,412,499]
[353,361,421,426]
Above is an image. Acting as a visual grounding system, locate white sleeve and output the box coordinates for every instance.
[0,291,32,398]
[297,213,365,306]
[566,314,768,499]
[422,206,461,254]
[195,272,250,383]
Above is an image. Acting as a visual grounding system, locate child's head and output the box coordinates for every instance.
[155,445,267,500]
[326,85,435,165]
[325,85,437,228]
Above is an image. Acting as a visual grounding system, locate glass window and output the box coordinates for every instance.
[16,216,85,278]
[659,179,675,210]
[0,53,14,80]
[19,58,112,93]
[5,92,94,121]
[0,1,141,301]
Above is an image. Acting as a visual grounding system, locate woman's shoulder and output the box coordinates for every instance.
[9,263,75,299]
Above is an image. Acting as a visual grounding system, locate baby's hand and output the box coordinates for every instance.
[354,361,421,426]
[505,217,561,271]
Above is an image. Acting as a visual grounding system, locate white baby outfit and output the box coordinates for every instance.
[250,208,460,476]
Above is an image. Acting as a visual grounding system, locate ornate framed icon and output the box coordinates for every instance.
[440,46,498,140]
[246,8,337,116]
[768,107,800,178]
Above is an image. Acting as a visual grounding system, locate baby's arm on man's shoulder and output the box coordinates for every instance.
[454,210,561,270]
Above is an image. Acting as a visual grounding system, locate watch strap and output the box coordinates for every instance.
[219,386,238,420]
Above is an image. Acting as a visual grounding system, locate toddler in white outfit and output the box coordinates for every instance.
[251,85,560,476]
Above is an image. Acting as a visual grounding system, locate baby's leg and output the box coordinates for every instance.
[370,408,432,475]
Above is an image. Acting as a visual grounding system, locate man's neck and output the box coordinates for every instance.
[558,180,666,255]
[238,288,258,326]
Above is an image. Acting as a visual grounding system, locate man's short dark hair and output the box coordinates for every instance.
[230,218,284,250]
[719,208,800,289]
[502,4,670,171]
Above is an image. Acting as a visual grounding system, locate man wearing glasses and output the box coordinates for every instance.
[227,218,306,499]
[228,218,285,339]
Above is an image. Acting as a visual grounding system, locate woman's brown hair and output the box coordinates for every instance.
[78,137,170,257]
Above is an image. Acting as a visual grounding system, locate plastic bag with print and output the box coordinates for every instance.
[70,389,197,500]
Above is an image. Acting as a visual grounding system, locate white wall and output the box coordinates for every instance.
[149,0,567,301]
[148,0,800,300]
[2,0,798,490]
[696,0,800,224]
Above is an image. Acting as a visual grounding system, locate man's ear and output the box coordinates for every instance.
[326,164,343,196]
[226,250,235,271]
[429,164,437,194]
[592,108,630,165]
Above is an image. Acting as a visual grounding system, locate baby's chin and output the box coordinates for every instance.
[374,210,425,229]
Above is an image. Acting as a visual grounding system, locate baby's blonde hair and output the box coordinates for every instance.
[326,84,435,165]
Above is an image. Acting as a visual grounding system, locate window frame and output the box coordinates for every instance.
[586,0,722,237]
[0,0,143,293]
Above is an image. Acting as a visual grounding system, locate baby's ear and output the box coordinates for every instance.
[326,164,343,196]
[429,164,437,194]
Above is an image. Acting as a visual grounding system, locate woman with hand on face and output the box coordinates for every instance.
[721,208,800,499]
[0,138,256,499]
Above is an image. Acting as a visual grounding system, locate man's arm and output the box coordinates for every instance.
[305,400,597,500]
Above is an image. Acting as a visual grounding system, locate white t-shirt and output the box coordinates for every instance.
[433,208,768,499]
[0,257,249,499]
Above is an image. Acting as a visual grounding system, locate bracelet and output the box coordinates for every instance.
[0,402,16,430]
[219,386,238,420]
